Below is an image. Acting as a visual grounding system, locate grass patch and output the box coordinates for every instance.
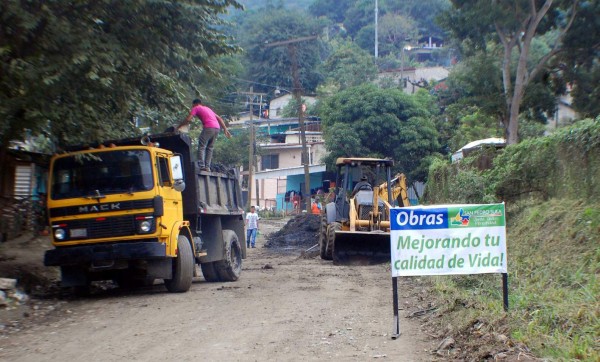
[427,199,599,361]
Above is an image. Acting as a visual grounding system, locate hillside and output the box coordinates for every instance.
[422,119,600,360]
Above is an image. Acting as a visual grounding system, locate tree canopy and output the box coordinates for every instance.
[235,7,325,94]
[441,0,579,144]
[0,0,242,150]
[319,40,378,92]
[319,84,440,181]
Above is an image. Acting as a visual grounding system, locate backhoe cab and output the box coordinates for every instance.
[319,158,410,265]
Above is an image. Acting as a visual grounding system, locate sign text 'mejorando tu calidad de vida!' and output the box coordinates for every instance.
[390,204,507,277]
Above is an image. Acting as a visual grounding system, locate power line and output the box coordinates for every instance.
[232,77,292,92]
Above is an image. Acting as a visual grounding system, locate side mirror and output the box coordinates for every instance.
[170,154,185,192]
[173,179,186,192]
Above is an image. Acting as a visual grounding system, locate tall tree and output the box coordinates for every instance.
[377,13,419,57]
[320,84,440,182]
[0,0,242,152]
[319,40,378,91]
[385,0,450,38]
[308,0,354,23]
[558,0,600,118]
[442,0,579,144]
[236,7,325,94]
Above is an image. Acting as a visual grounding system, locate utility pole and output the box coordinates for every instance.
[375,0,379,58]
[265,35,318,213]
[239,88,267,209]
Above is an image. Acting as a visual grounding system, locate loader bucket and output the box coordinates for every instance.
[332,230,391,265]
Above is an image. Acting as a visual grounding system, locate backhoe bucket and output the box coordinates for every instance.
[332,230,391,265]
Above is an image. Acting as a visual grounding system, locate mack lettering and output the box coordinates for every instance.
[78,203,121,213]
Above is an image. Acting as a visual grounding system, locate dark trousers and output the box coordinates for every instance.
[198,127,220,168]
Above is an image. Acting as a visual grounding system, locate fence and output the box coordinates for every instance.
[0,195,47,242]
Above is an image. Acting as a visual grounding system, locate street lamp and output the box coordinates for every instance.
[400,45,412,90]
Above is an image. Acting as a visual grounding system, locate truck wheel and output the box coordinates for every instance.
[319,214,331,260]
[214,230,242,282]
[200,262,220,282]
[164,235,194,293]
[327,222,341,261]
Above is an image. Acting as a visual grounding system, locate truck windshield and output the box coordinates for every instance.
[51,150,154,200]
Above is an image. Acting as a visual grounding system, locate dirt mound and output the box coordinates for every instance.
[264,213,320,250]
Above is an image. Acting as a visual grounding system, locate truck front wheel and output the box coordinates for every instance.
[214,230,242,282]
[164,235,194,293]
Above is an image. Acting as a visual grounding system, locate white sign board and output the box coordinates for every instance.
[390,203,507,277]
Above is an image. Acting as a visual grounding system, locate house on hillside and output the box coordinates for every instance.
[547,86,578,129]
[378,66,449,94]
[268,94,318,118]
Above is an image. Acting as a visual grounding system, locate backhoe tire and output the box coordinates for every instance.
[164,235,194,293]
[200,262,220,282]
[328,222,341,261]
[214,230,242,282]
[319,214,331,260]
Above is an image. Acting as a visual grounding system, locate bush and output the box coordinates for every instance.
[425,118,600,204]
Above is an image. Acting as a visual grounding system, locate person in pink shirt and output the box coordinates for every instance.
[178,98,231,171]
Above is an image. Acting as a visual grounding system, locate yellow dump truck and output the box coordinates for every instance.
[44,133,246,293]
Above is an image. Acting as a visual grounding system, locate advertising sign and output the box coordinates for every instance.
[390,204,507,277]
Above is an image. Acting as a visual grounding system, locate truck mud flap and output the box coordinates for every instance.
[332,230,391,265]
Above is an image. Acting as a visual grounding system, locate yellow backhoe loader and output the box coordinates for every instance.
[319,158,411,265]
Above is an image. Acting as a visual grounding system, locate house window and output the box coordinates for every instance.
[261,154,279,170]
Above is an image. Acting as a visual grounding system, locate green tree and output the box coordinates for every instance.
[441,0,579,144]
[559,0,600,118]
[320,84,440,181]
[377,13,419,58]
[213,128,251,167]
[0,0,243,155]
[319,40,378,91]
[385,0,450,38]
[308,0,354,23]
[236,7,325,94]
[438,50,559,150]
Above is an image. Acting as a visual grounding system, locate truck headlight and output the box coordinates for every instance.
[54,228,66,240]
[139,220,152,233]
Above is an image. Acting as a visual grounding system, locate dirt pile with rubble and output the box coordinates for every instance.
[264,213,320,250]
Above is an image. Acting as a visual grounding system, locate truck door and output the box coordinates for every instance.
[156,154,184,231]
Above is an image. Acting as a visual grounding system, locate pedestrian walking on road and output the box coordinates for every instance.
[177,98,231,171]
[245,206,259,248]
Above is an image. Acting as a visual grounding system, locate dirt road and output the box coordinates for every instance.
[0,219,434,361]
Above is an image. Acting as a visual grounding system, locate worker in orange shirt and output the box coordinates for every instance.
[311,199,320,215]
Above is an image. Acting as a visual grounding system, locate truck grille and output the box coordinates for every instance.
[55,215,139,241]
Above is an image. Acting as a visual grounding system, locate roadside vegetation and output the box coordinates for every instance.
[423,118,600,360]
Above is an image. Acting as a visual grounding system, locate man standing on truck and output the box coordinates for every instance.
[178,98,231,171]
[245,206,259,248]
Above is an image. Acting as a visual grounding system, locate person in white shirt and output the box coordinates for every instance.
[245,206,259,248]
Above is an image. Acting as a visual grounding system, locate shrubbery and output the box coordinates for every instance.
[422,118,600,360]
[425,117,600,204]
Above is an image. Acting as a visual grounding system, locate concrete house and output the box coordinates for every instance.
[252,122,327,212]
